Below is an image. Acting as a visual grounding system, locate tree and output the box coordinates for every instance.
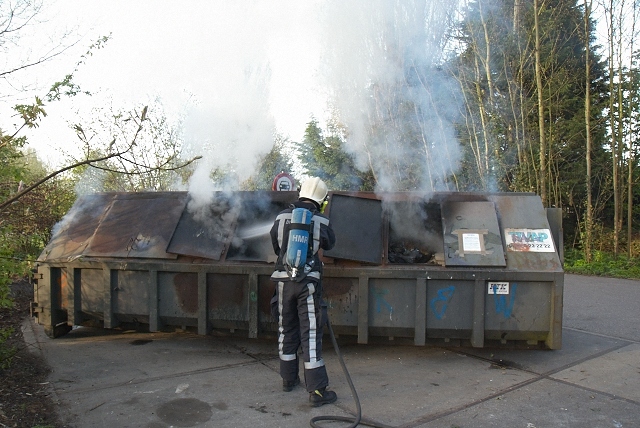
[453,0,610,253]
[298,118,367,191]
[243,134,295,190]
[584,0,594,262]
[68,100,199,193]
[0,0,79,95]
[533,0,547,205]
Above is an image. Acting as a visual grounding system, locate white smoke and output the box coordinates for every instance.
[317,0,462,193]
[179,0,463,236]
[180,2,322,212]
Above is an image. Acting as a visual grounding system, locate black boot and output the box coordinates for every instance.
[282,377,300,392]
[309,388,337,407]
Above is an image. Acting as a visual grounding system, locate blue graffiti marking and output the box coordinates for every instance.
[373,288,393,315]
[430,286,456,320]
[493,283,517,318]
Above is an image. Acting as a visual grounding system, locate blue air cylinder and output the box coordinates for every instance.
[285,208,312,278]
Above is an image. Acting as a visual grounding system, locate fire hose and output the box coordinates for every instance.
[309,318,394,428]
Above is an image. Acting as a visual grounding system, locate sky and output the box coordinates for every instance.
[5,0,464,196]
[12,1,326,166]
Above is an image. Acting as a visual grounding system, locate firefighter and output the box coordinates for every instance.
[269,176,337,407]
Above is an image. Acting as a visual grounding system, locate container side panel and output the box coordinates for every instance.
[368,279,415,328]
[258,276,276,326]
[484,281,552,340]
[207,274,248,321]
[80,269,105,315]
[426,280,474,338]
[158,272,198,318]
[114,270,150,316]
[323,277,359,327]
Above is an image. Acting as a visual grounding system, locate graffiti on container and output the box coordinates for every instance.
[430,286,455,320]
[493,283,517,318]
[373,288,393,320]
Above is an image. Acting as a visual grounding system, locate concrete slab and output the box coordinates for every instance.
[323,344,536,427]
[40,329,262,394]
[23,274,640,427]
[57,360,354,428]
[552,343,640,402]
[563,274,640,342]
[31,325,355,427]
[417,378,639,428]
[459,328,628,374]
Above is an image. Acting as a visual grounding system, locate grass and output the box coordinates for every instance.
[564,249,640,279]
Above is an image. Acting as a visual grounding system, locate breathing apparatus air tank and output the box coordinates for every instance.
[285,207,312,280]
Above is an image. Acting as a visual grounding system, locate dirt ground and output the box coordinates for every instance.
[0,280,63,428]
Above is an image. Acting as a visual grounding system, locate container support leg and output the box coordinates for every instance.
[149,270,161,332]
[471,278,485,348]
[414,277,427,346]
[103,267,118,329]
[357,275,369,344]
[546,272,564,349]
[248,273,258,339]
[66,267,81,326]
[198,271,208,335]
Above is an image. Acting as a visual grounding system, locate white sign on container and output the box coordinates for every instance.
[504,228,555,252]
[488,282,509,294]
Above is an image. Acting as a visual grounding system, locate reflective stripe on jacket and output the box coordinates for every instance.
[270,200,336,281]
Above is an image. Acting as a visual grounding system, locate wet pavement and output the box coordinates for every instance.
[23,274,640,428]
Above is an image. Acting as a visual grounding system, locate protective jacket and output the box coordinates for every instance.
[269,200,336,282]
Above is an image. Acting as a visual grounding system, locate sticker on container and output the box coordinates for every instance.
[488,282,509,294]
[462,233,482,252]
[504,228,555,252]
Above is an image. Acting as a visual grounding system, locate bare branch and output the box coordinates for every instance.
[0,150,128,211]
[89,155,202,175]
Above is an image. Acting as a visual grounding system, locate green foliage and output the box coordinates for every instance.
[0,231,19,370]
[0,327,16,369]
[298,119,368,191]
[0,239,17,309]
[564,249,640,279]
[14,97,47,129]
[244,135,295,190]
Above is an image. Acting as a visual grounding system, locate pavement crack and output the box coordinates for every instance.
[400,341,633,427]
[53,359,266,396]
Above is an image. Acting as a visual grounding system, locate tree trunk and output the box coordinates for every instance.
[584,0,593,263]
[534,0,547,206]
[627,0,637,258]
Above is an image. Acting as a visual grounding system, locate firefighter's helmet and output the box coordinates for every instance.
[299,177,328,205]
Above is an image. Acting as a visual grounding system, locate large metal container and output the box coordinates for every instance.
[32,191,564,348]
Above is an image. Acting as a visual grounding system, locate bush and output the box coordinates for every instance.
[564,249,640,279]
[0,327,16,369]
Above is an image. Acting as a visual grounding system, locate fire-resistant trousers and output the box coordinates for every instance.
[276,279,328,392]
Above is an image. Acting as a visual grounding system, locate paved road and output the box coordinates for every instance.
[24,274,640,427]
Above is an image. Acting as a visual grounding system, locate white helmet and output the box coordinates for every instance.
[299,177,328,205]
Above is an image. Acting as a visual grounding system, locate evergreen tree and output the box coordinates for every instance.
[298,119,366,191]
[244,135,295,190]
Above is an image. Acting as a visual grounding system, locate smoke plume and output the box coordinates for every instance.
[317,0,462,193]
